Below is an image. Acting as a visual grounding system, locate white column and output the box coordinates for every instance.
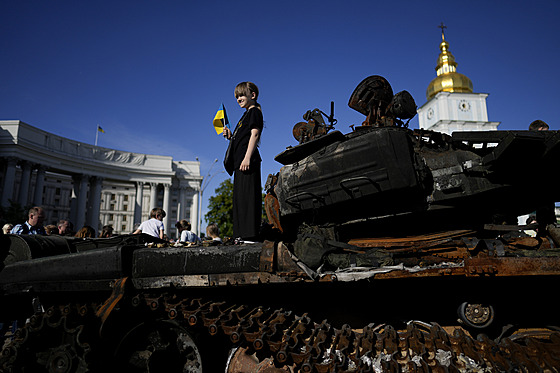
[70,175,80,226]
[86,176,103,231]
[177,186,186,221]
[75,174,89,230]
[192,188,200,236]
[162,183,171,236]
[1,157,18,206]
[18,161,32,206]
[33,165,46,206]
[150,183,158,210]
[134,181,144,225]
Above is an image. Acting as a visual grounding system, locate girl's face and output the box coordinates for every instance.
[236,91,256,109]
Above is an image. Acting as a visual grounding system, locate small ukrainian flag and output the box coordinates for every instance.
[97,125,105,133]
[213,103,229,135]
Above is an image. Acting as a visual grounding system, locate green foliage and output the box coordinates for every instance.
[204,179,268,238]
[205,179,234,237]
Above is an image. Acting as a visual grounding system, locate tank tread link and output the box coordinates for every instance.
[2,290,560,372]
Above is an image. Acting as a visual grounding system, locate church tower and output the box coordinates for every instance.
[417,25,500,134]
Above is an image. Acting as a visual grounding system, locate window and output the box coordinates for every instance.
[123,195,129,202]
[123,205,128,211]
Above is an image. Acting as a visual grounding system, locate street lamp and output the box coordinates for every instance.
[197,159,225,236]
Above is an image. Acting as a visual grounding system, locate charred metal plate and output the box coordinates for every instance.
[275,127,421,222]
[465,257,560,277]
[274,130,344,165]
[131,272,299,289]
[348,75,393,116]
[0,246,128,293]
[132,244,263,278]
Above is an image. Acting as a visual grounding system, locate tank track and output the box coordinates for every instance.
[2,293,560,372]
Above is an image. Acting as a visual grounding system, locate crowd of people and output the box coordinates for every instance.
[1,206,116,239]
[1,205,223,245]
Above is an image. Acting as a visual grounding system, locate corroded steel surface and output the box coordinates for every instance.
[139,295,560,372]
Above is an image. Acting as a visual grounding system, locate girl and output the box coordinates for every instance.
[133,207,166,239]
[223,82,263,241]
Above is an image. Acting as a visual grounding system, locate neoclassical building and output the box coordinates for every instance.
[0,120,202,238]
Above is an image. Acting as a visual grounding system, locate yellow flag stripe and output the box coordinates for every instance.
[213,109,226,134]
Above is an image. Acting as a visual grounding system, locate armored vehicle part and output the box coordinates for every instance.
[292,103,337,145]
[2,75,560,372]
[348,75,417,128]
[269,77,560,240]
[1,234,560,372]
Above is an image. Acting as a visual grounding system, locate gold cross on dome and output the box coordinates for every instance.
[438,22,447,40]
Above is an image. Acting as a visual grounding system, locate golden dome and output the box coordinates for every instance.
[426,30,473,100]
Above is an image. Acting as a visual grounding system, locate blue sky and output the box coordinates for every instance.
[1,0,559,220]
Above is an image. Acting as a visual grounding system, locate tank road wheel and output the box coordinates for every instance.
[113,320,203,373]
[457,302,495,329]
[0,311,91,373]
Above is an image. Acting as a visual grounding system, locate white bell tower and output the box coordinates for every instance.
[417,24,500,134]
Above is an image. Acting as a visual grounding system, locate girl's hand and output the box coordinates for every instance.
[223,127,231,139]
[240,157,250,171]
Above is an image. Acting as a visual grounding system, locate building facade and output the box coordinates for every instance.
[0,120,202,238]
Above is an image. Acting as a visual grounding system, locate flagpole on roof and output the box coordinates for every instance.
[95,125,99,146]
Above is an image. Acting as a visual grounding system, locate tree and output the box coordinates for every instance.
[205,179,234,237]
[204,179,267,239]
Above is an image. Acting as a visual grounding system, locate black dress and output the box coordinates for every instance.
[230,107,263,240]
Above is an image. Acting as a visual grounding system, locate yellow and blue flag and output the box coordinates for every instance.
[97,125,105,133]
[213,103,229,134]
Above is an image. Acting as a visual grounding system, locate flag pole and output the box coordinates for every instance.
[95,125,99,146]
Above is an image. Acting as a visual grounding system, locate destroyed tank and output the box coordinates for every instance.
[1,75,560,372]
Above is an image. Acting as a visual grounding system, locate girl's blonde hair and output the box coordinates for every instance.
[234,81,259,99]
[235,82,262,111]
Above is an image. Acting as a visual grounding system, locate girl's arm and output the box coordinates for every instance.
[159,229,165,240]
[240,128,260,171]
[223,127,232,140]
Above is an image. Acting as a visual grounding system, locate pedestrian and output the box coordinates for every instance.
[10,206,46,235]
[205,223,222,243]
[2,223,13,235]
[528,119,549,131]
[57,219,74,236]
[222,81,263,241]
[99,225,114,238]
[45,224,58,235]
[75,225,95,238]
[133,207,166,239]
[175,220,200,243]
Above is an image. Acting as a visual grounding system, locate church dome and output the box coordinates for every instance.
[426,32,473,100]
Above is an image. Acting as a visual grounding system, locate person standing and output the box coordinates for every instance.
[223,82,263,241]
[528,119,549,131]
[528,119,556,229]
[10,206,46,235]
